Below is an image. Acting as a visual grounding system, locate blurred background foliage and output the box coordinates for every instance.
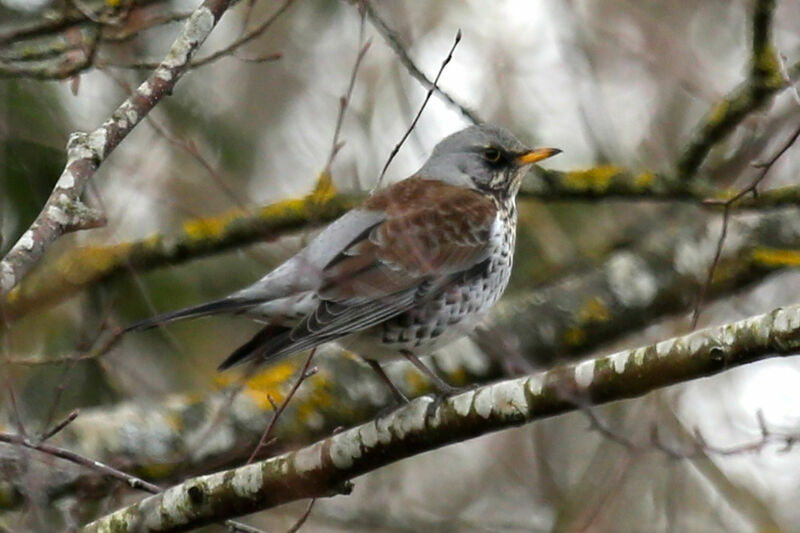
[2,0,800,530]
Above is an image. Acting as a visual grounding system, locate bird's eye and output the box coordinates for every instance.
[483,148,502,163]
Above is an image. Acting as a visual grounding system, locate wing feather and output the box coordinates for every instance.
[222,179,498,367]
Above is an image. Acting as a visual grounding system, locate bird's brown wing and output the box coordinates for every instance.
[320,178,497,301]
[218,179,497,368]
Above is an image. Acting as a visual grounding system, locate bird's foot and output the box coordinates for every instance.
[424,381,477,421]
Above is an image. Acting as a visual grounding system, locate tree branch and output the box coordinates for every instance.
[1,186,358,323]
[676,0,786,180]
[0,0,233,298]
[83,300,800,532]
[9,160,800,323]
[4,205,800,508]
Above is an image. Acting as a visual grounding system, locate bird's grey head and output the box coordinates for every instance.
[417,124,560,197]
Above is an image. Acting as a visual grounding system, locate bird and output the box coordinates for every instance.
[126,124,560,402]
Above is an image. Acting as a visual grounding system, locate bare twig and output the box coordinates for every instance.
[1,419,255,532]
[581,406,639,451]
[246,348,319,465]
[585,400,800,462]
[38,409,80,443]
[0,431,162,493]
[375,29,462,189]
[692,119,800,327]
[286,499,316,533]
[324,15,371,172]
[676,0,783,180]
[226,520,267,533]
[704,121,800,207]
[101,65,250,208]
[5,327,123,366]
[364,2,480,125]
[114,0,294,70]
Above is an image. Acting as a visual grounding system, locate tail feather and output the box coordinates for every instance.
[125,297,260,332]
[217,324,293,370]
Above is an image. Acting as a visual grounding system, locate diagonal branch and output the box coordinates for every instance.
[0,0,234,298]
[83,301,800,532]
[4,204,800,509]
[363,1,481,125]
[676,0,785,180]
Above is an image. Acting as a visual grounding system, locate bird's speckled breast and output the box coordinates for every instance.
[349,201,517,359]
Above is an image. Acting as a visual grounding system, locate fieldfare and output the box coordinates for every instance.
[127,124,560,402]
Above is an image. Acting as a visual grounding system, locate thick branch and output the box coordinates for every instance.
[0,0,233,297]
[490,207,800,366]
[7,163,799,323]
[1,189,357,323]
[4,207,800,509]
[524,167,800,207]
[83,301,800,532]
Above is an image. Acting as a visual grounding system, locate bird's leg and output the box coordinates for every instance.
[364,358,409,404]
[399,350,461,396]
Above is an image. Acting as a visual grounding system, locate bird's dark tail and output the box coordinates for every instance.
[216,324,293,371]
[125,297,260,332]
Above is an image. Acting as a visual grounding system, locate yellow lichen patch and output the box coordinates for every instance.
[182,208,246,240]
[140,232,162,250]
[0,484,19,508]
[563,326,586,347]
[257,197,312,221]
[4,286,21,305]
[240,361,299,408]
[309,171,337,205]
[405,366,429,396]
[137,462,177,480]
[707,100,730,126]
[751,247,800,267]
[338,350,361,362]
[292,374,333,423]
[164,413,184,432]
[181,171,340,245]
[754,45,785,89]
[49,242,133,286]
[633,171,655,190]
[578,297,610,324]
[446,367,468,386]
[564,166,623,193]
[708,188,739,202]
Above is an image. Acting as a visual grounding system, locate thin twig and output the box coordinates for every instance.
[324,22,372,172]
[1,422,255,531]
[226,520,267,533]
[585,403,800,460]
[115,0,294,70]
[286,499,316,533]
[5,327,123,366]
[375,29,462,189]
[691,204,730,329]
[364,2,480,124]
[676,0,782,180]
[692,120,800,327]
[246,348,319,465]
[98,66,250,209]
[0,431,162,493]
[38,409,80,443]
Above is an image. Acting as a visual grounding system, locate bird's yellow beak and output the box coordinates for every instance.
[515,147,562,166]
